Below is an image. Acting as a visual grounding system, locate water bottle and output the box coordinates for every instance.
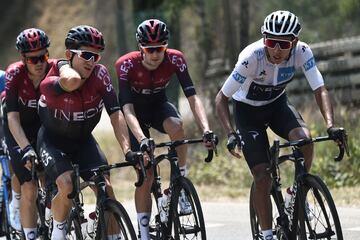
[86,211,96,238]
[158,194,169,223]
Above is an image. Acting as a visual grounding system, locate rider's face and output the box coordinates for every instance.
[67,46,101,79]
[264,35,297,64]
[140,43,167,70]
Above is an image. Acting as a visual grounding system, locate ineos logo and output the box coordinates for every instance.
[40,148,53,166]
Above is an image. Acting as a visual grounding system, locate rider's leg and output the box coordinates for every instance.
[288,127,313,171]
[251,163,273,234]
[163,117,187,175]
[21,180,38,240]
[135,169,153,240]
[51,170,73,240]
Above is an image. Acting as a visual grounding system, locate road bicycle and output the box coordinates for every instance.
[0,140,22,240]
[145,134,217,240]
[65,152,146,240]
[249,129,349,240]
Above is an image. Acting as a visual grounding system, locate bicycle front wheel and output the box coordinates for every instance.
[66,209,83,240]
[171,176,206,240]
[95,199,137,240]
[301,174,343,240]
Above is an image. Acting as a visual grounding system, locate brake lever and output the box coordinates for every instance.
[134,152,146,187]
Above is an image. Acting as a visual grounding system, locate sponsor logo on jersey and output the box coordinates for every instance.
[170,55,187,72]
[231,70,246,84]
[53,99,104,121]
[277,66,295,83]
[303,57,315,71]
[18,97,37,108]
[241,60,249,68]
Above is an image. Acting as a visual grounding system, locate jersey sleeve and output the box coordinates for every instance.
[296,43,324,90]
[115,56,134,106]
[221,49,257,98]
[96,65,121,115]
[5,64,21,112]
[170,51,196,97]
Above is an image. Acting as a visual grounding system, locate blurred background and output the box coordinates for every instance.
[1,0,360,203]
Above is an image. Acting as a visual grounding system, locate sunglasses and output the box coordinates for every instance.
[141,44,168,54]
[264,38,293,50]
[24,52,49,64]
[70,49,101,62]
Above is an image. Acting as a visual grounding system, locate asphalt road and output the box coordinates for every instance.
[87,201,360,240]
[3,201,359,239]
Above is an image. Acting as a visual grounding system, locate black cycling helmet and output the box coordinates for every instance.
[136,19,169,45]
[261,10,302,38]
[16,28,50,53]
[65,25,105,51]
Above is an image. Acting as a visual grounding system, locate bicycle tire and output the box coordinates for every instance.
[0,197,11,240]
[66,209,83,240]
[95,199,137,240]
[171,176,206,240]
[300,174,343,240]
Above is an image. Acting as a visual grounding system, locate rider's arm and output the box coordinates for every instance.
[187,95,210,133]
[7,111,30,149]
[298,43,334,129]
[215,90,235,135]
[314,86,334,129]
[122,103,147,142]
[109,110,132,154]
[58,61,83,92]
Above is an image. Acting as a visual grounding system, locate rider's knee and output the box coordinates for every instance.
[167,118,184,136]
[252,166,271,190]
[56,173,73,195]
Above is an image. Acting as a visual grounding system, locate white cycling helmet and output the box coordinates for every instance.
[261,10,302,37]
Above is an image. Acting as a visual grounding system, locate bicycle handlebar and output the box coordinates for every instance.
[273,128,349,163]
[67,153,146,199]
[155,135,218,163]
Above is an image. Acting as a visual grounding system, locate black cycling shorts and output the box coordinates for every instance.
[37,126,108,182]
[233,93,307,169]
[129,101,181,150]
[3,123,37,185]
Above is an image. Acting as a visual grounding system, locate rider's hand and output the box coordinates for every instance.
[327,127,344,145]
[140,138,154,154]
[202,130,217,149]
[21,144,37,171]
[227,132,242,158]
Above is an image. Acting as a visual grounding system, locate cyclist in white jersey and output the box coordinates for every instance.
[215,10,344,240]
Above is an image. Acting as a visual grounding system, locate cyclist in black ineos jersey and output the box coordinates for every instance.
[3,28,54,240]
[215,10,345,240]
[37,25,135,240]
[115,19,214,240]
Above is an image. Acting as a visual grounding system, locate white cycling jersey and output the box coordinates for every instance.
[221,39,324,106]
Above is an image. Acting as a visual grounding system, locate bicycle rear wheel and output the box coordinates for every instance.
[171,177,206,240]
[95,199,137,240]
[300,175,342,240]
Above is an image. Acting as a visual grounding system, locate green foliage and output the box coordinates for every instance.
[187,139,253,189]
[311,109,360,188]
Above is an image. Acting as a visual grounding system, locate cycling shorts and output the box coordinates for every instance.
[233,93,307,169]
[37,126,108,182]
[129,101,181,150]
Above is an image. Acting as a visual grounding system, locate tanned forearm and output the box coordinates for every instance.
[7,112,30,149]
[215,90,234,135]
[187,95,210,132]
[123,103,147,142]
[314,86,334,128]
[110,111,131,154]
